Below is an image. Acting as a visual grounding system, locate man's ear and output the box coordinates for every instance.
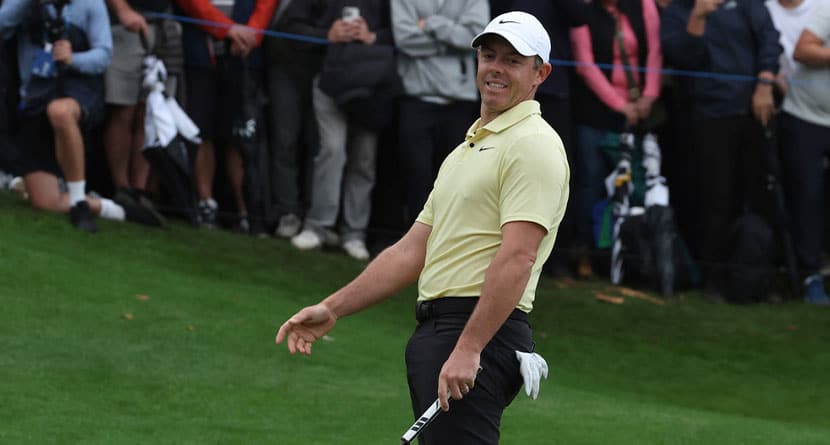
[535,63,553,86]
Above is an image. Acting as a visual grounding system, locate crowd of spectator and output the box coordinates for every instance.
[0,0,828,303]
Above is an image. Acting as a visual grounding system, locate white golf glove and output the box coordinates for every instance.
[515,351,549,400]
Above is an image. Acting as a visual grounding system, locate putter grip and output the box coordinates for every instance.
[400,367,482,444]
[400,399,442,444]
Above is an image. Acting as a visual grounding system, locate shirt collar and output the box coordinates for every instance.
[468,101,542,137]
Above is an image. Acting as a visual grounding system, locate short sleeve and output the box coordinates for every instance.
[498,133,568,231]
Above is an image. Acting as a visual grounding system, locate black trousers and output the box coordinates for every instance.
[694,114,767,284]
[779,112,830,274]
[397,98,479,221]
[537,94,577,269]
[404,298,533,444]
[265,64,317,219]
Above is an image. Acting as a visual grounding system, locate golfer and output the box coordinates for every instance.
[276,11,568,444]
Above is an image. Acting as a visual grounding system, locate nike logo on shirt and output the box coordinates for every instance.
[479,146,496,152]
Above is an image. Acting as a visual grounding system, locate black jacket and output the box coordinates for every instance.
[511,0,588,99]
[281,0,394,73]
[285,0,400,130]
[318,41,402,130]
[661,0,781,120]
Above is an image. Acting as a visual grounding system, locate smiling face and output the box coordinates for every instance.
[476,35,551,126]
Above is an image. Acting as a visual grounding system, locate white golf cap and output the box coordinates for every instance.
[471,11,551,62]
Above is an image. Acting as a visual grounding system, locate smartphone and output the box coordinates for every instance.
[342,6,360,21]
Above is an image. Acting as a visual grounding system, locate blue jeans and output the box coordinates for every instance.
[574,125,618,246]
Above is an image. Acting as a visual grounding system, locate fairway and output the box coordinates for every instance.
[0,192,828,444]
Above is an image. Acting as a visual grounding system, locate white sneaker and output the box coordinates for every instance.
[9,176,27,200]
[342,239,370,261]
[275,214,302,238]
[292,229,323,250]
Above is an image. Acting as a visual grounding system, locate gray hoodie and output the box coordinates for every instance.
[391,0,489,103]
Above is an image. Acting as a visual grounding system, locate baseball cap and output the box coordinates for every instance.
[471,11,551,62]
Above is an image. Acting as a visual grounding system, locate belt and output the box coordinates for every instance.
[415,297,528,323]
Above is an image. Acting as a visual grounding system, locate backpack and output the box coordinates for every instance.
[617,205,700,296]
[723,211,775,304]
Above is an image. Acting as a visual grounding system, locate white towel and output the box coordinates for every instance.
[142,56,201,149]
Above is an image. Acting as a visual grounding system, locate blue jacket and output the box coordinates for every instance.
[0,0,112,89]
[661,0,781,120]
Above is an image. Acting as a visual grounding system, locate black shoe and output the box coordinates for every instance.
[247,215,269,239]
[114,190,165,227]
[69,201,98,233]
[702,284,725,304]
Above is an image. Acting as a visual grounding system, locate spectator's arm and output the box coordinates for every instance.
[391,0,445,57]
[69,0,112,74]
[571,25,628,112]
[793,28,830,66]
[174,0,235,40]
[421,0,489,51]
[106,0,131,16]
[748,0,781,78]
[659,3,708,69]
[246,0,278,46]
[0,0,35,40]
[642,0,662,98]
[106,0,148,35]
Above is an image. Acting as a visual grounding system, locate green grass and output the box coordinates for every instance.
[0,192,828,444]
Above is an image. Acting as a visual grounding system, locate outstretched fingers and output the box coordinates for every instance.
[275,304,337,356]
[275,320,304,355]
[275,320,293,345]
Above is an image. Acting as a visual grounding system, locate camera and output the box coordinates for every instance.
[38,0,70,43]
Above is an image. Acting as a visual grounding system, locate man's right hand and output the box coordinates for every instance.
[275,303,338,355]
[118,8,149,37]
[691,0,724,19]
[52,39,73,65]
[227,24,258,54]
[327,19,354,43]
[620,102,640,127]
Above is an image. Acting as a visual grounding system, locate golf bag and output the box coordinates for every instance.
[722,208,775,303]
[617,205,701,295]
[142,137,198,225]
[719,118,800,303]
[141,47,200,226]
[604,131,698,296]
[230,59,268,234]
[761,120,800,299]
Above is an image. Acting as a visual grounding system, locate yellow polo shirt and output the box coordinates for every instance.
[416,100,570,313]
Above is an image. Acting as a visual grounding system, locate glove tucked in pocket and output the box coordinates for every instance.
[515,351,549,400]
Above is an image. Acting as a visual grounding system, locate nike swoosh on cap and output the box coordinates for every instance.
[498,20,520,24]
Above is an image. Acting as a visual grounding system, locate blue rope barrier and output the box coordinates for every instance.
[148,11,803,85]
[145,11,330,45]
